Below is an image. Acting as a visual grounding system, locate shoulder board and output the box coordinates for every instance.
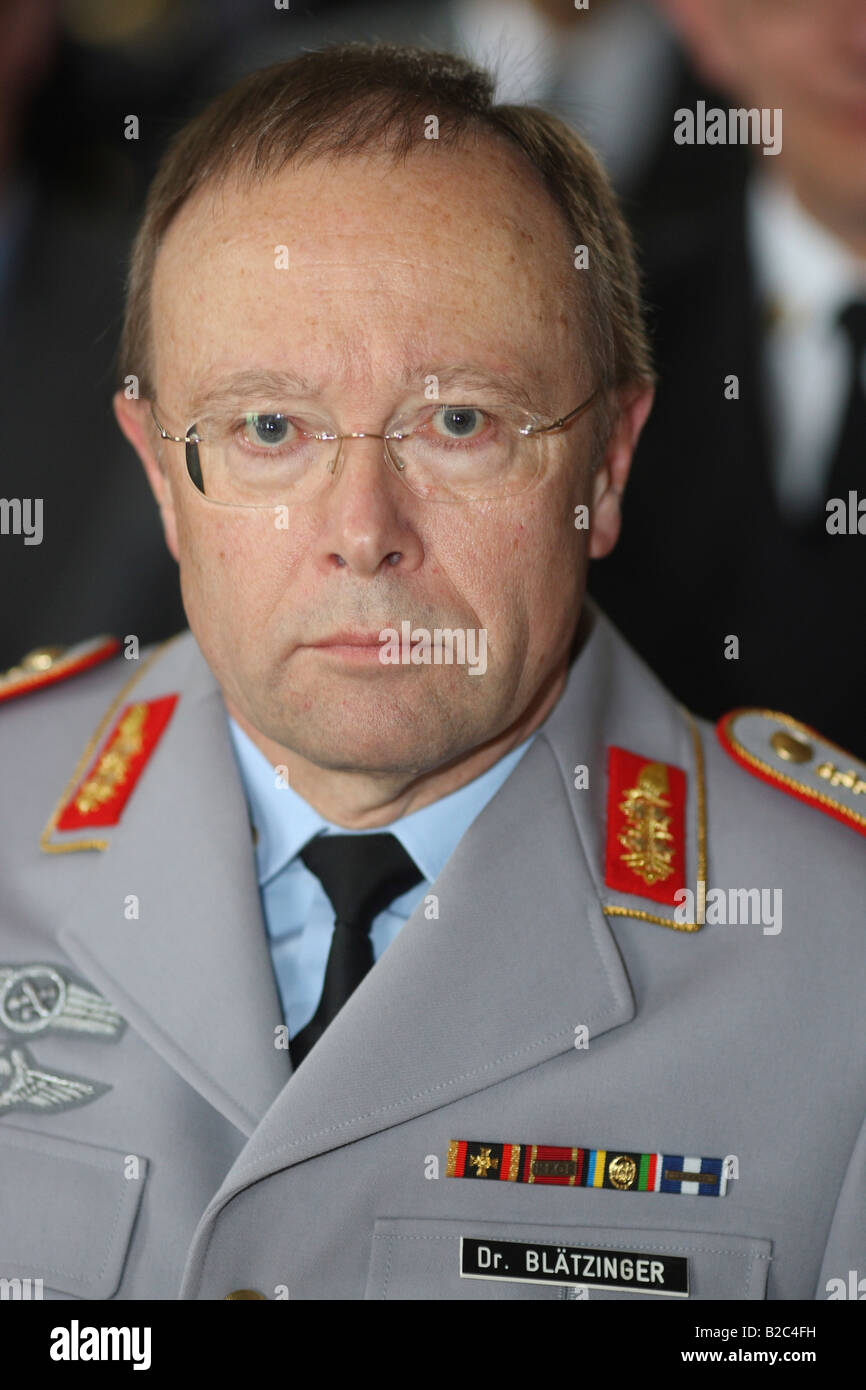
[0,637,120,704]
[717,708,866,838]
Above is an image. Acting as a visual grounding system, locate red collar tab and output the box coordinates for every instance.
[604,746,687,905]
[57,695,178,831]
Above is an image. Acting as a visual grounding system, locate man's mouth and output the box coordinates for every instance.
[311,631,386,646]
[304,631,390,663]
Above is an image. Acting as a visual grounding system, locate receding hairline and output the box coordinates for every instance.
[149,130,591,405]
[158,128,581,266]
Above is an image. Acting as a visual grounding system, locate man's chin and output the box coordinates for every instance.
[263,684,480,779]
[276,727,461,781]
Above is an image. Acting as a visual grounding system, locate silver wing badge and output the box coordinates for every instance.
[0,1041,110,1114]
[0,964,125,1040]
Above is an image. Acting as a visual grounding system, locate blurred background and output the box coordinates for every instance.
[0,0,863,752]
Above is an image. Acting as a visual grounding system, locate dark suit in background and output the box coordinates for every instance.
[591,157,866,757]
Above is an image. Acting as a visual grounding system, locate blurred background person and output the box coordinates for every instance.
[590,0,866,754]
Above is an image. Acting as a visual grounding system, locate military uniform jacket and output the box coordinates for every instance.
[1,605,864,1300]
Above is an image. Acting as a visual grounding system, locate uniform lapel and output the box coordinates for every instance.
[186,604,698,1244]
[48,633,291,1136]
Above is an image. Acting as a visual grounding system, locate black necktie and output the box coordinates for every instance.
[824,299,866,503]
[289,833,423,1067]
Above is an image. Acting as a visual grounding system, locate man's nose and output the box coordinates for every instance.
[313,434,425,577]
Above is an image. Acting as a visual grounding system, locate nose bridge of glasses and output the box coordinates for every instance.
[322,427,406,480]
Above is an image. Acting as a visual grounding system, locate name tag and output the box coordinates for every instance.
[459,1237,689,1297]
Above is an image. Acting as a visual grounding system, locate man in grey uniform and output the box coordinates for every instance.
[1,43,864,1302]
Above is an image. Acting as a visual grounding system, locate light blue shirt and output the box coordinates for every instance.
[227,718,535,1037]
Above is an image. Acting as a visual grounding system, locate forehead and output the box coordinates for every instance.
[151,138,583,407]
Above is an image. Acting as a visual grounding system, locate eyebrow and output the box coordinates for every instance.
[402,363,541,411]
[188,370,317,418]
[187,361,547,417]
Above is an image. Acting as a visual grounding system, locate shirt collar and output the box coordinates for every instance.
[747,171,866,329]
[227,717,535,887]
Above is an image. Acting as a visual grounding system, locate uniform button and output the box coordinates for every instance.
[21,646,65,671]
[770,730,813,763]
[0,645,65,684]
[225,1289,267,1300]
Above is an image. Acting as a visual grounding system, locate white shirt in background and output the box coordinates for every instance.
[747,172,866,522]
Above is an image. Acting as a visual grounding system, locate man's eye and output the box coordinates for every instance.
[240,413,291,447]
[430,406,487,441]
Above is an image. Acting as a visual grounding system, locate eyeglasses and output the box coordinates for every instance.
[149,388,599,507]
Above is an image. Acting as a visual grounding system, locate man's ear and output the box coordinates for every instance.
[113,391,180,563]
[588,384,654,561]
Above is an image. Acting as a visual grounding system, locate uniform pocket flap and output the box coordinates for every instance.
[366,1217,773,1300]
[0,1126,148,1299]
